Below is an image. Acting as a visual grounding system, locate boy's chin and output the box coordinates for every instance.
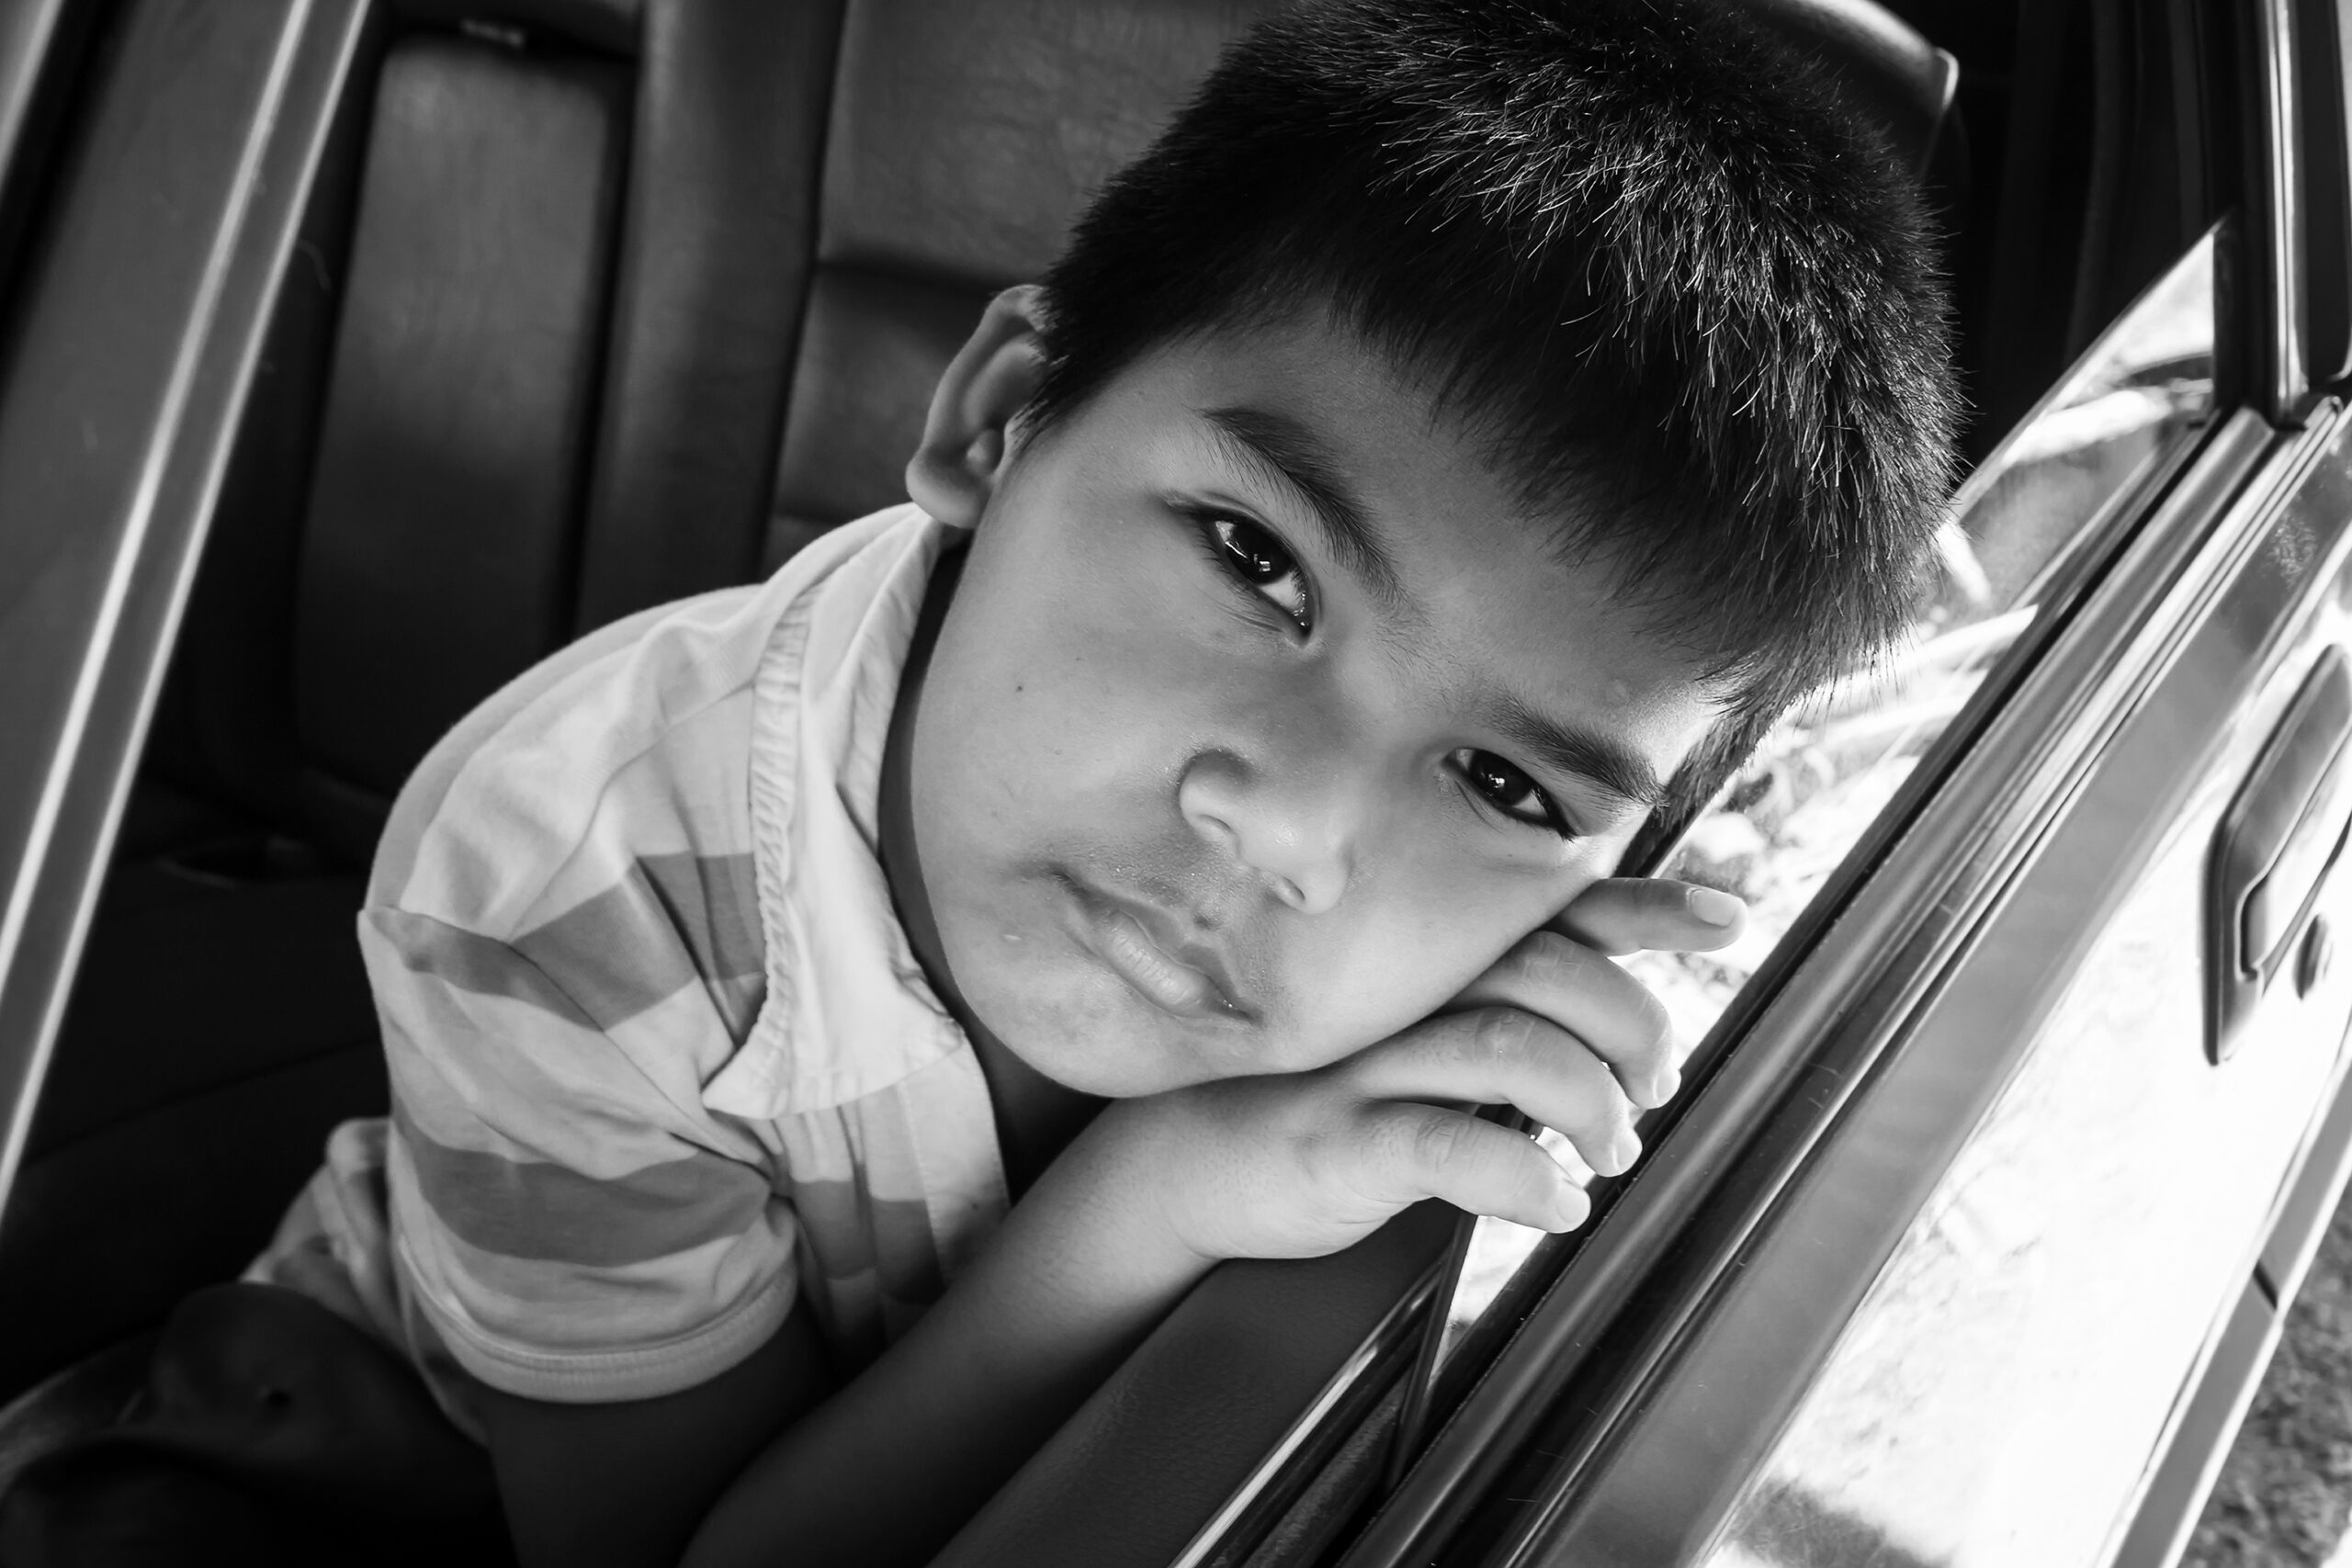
[967,973,1277,1099]
[940,899,1433,1094]
[986,1002,1246,1100]
[975,974,1389,1100]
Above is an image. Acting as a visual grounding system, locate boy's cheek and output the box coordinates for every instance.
[1255,901,1541,1068]
[1306,847,1630,1058]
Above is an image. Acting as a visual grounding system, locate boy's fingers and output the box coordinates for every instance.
[1353,1102,1591,1232]
[1555,877,1746,957]
[1452,931,1678,1108]
[1342,1008,1642,1177]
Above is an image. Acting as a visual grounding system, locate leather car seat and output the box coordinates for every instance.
[0,0,1963,1461]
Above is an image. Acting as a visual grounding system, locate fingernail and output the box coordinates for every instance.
[1655,1066,1682,1102]
[1611,1128,1642,1173]
[1688,886,1743,926]
[1553,1189,1591,1231]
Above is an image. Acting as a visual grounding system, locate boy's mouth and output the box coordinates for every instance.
[1057,874,1252,1024]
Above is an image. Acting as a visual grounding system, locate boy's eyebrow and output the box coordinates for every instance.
[1198,405,1410,614]
[1495,696,1668,812]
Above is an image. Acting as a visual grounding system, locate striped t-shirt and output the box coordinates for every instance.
[248,505,1008,1427]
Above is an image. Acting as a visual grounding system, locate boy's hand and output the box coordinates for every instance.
[1087,880,1746,1265]
[1518,874,1750,1106]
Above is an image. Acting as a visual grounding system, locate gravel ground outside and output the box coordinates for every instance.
[2188,1192,2352,1566]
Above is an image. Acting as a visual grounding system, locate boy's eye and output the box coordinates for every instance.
[1205,515,1311,631]
[1452,748,1572,836]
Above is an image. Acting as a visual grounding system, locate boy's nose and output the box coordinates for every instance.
[1176,750,1353,916]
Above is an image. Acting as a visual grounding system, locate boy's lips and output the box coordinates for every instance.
[1057,875,1252,1023]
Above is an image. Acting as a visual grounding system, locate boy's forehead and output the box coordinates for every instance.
[1152,313,1597,582]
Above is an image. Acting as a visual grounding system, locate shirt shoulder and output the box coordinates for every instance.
[317,506,1009,1400]
[373,504,934,942]
[370,583,774,942]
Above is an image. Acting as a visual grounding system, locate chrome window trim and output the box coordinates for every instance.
[1165,1262,1442,1568]
[2256,0,2311,421]
[0,0,372,1217]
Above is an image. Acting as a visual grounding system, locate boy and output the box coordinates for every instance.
[247,0,1957,1562]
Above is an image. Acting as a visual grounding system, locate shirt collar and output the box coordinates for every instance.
[701,504,974,1120]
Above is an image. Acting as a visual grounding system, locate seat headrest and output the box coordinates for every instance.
[1744,0,1958,180]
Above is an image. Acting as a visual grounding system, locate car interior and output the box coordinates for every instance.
[0,0,2258,1560]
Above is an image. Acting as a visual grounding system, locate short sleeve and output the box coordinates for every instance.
[364,907,798,1404]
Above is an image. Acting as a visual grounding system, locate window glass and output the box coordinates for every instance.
[1438,229,2224,1363]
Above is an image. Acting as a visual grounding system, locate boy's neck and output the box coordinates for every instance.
[877,538,1103,1196]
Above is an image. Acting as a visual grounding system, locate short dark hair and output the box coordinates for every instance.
[1027,0,1958,745]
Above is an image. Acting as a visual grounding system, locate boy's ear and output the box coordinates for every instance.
[907,285,1049,528]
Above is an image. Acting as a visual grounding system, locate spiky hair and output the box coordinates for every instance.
[1027,0,1958,739]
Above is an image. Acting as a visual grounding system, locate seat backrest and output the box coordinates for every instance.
[147,0,1956,867]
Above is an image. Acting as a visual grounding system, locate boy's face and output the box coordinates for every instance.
[909,308,1721,1097]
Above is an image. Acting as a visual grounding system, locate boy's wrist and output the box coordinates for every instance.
[1023,1096,1223,1279]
